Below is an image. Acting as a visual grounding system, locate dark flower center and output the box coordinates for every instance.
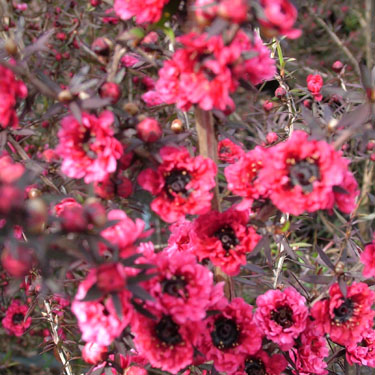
[162,276,187,298]
[12,313,24,324]
[211,317,240,350]
[271,305,294,328]
[288,158,320,193]
[155,316,182,346]
[333,298,354,324]
[245,357,266,375]
[165,170,191,199]
[214,225,239,253]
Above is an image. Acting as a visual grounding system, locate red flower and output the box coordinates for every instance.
[2,300,32,336]
[257,131,357,215]
[346,329,375,367]
[218,138,244,163]
[360,234,375,278]
[225,146,269,210]
[0,65,27,129]
[57,111,123,183]
[137,146,217,223]
[139,251,220,324]
[71,267,133,346]
[289,320,329,375]
[255,287,308,350]
[311,282,375,346]
[198,298,263,374]
[113,0,169,24]
[191,209,261,276]
[259,0,301,39]
[233,350,287,375]
[307,74,323,102]
[131,310,201,373]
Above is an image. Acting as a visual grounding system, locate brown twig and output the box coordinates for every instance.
[307,9,360,76]
[195,107,235,300]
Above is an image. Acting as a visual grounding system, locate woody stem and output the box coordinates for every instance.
[195,106,234,300]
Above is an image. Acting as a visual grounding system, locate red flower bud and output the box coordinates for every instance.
[136,118,162,143]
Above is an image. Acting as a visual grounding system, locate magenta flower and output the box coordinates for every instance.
[255,287,308,350]
[137,146,217,223]
[57,110,123,183]
[311,282,375,346]
[2,299,32,336]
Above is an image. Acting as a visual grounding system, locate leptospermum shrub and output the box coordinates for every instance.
[1,0,375,374]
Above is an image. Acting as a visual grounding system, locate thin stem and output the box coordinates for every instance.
[307,9,360,76]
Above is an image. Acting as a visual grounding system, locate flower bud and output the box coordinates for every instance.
[58,89,73,102]
[26,198,48,234]
[136,118,162,143]
[84,199,107,227]
[82,342,108,365]
[99,82,121,104]
[275,87,286,98]
[60,205,88,232]
[91,37,113,57]
[332,60,344,73]
[170,119,184,133]
[123,102,139,116]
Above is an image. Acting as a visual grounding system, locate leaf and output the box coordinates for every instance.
[127,284,154,301]
[69,102,82,124]
[131,299,157,320]
[315,245,335,271]
[80,284,103,302]
[299,275,333,284]
[241,263,266,275]
[332,185,349,195]
[127,272,158,284]
[111,293,123,320]
[120,253,143,267]
[338,276,347,298]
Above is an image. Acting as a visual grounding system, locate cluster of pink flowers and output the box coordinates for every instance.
[154,31,276,111]
[225,131,359,215]
[0,65,27,129]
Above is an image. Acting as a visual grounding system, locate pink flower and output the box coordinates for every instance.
[139,251,218,324]
[137,146,217,223]
[257,131,357,215]
[155,31,274,111]
[121,53,140,67]
[82,342,108,364]
[233,350,287,375]
[101,210,147,258]
[346,329,375,367]
[225,146,269,210]
[0,65,27,129]
[311,282,375,346]
[71,268,133,346]
[2,300,32,336]
[289,320,329,375]
[113,0,169,24]
[199,298,263,374]
[255,287,308,350]
[218,138,244,163]
[307,74,324,102]
[57,111,123,183]
[131,310,201,373]
[334,171,359,214]
[259,0,301,39]
[361,235,375,278]
[191,209,261,276]
[194,0,248,24]
[164,219,194,255]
